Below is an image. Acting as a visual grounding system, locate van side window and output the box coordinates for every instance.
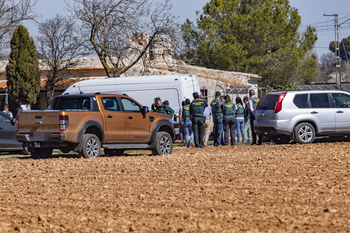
[332,93,350,108]
[102,97,120,111]
[310,93,330,108]
[293,94,308,108]
[121,98,141,112]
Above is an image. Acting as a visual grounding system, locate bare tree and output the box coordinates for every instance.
[0,0,37,58]
[37,14,86,105]
[66,0,183,77]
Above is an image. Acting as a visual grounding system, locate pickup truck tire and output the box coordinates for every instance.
[104,149,124,156]
[80,134,101,158]
[294,122,315,144]
[152,131,172,155]
[30,148,53,159]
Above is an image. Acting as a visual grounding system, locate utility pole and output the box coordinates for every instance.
[324,13,340,89]
[324,14,350,90]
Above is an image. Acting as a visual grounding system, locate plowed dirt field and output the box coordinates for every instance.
[1,142,350,232]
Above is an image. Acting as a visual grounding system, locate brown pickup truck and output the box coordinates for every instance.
[15,93,175,158]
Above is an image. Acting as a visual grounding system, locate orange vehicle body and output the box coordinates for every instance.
[15,93,175,157]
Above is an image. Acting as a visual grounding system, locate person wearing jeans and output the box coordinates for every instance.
[235,97,245,143]
[180,99,194,148]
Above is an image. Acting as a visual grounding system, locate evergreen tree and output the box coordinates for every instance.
[6,25,40,105]
[329,36,350,62]
[183,0,318,86]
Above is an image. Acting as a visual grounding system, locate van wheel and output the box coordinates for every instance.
[272,135,290,144]
[30,148,53,159]
[81,134,101,158]
[104,149,124,156]
[152,132,172,155]
[294,123,315,144]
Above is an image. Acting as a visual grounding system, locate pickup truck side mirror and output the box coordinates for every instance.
[142,106,149,114]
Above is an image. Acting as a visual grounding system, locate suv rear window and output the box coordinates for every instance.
[50,97,91,110]
[257,94,279,110]
[293,94,308,108]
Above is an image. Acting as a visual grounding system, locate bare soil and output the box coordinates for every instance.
[1,142,350,232]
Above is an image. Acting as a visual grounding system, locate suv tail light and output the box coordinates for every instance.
[15,115,19,132]
[274,92,287,113]
[59,115,69,131]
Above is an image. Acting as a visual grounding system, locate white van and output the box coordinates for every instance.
[63,74,201,131]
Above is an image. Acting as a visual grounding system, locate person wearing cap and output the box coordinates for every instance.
[190,92,206,148]
[211,91,224,147]
[221,95,236,146]
[152,97,174,119]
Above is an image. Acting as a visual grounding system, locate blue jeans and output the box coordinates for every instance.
[179,124,184,140]
[183,121,194,148]
[236,118,245,143]
[213,118,223,147]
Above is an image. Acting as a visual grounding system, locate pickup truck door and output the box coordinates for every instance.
[120,97,151,142]
[100,97,128,143]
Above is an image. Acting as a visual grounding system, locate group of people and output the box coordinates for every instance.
[151,89,263,148]
[211,89,262,147]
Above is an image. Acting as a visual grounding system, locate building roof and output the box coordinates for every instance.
[0,57,261,90]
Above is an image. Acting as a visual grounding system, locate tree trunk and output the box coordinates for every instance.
[46,79,55,107]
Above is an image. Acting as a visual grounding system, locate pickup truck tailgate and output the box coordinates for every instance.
[18,110,61,133]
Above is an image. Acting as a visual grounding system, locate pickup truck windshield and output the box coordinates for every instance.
[49,97,91,110]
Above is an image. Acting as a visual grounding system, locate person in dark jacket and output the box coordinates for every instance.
[235,96,245,143]
[221,95,236,146]
[243,96,252,143]
[211,91,224,147]
[152,97,174,119]
[190,92,205,148]
[179,99,194,148]
[248,90,262,145]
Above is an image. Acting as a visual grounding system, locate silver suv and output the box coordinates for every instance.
[254,90,350,144]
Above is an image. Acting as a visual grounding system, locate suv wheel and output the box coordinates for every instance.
[272,135,290,144]
[152,132,172,155]
[80,134,101,158]
[294,122,315,144]
[104,149,124,156]
[30,148,53,159]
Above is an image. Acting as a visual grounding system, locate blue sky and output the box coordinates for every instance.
[23,0,350,59]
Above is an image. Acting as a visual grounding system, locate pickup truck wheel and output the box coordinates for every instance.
[81,134,101,158]
[104,149,124,156]
[294,123,315,144]
[152,132,172,155]
[30,148,53,159]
